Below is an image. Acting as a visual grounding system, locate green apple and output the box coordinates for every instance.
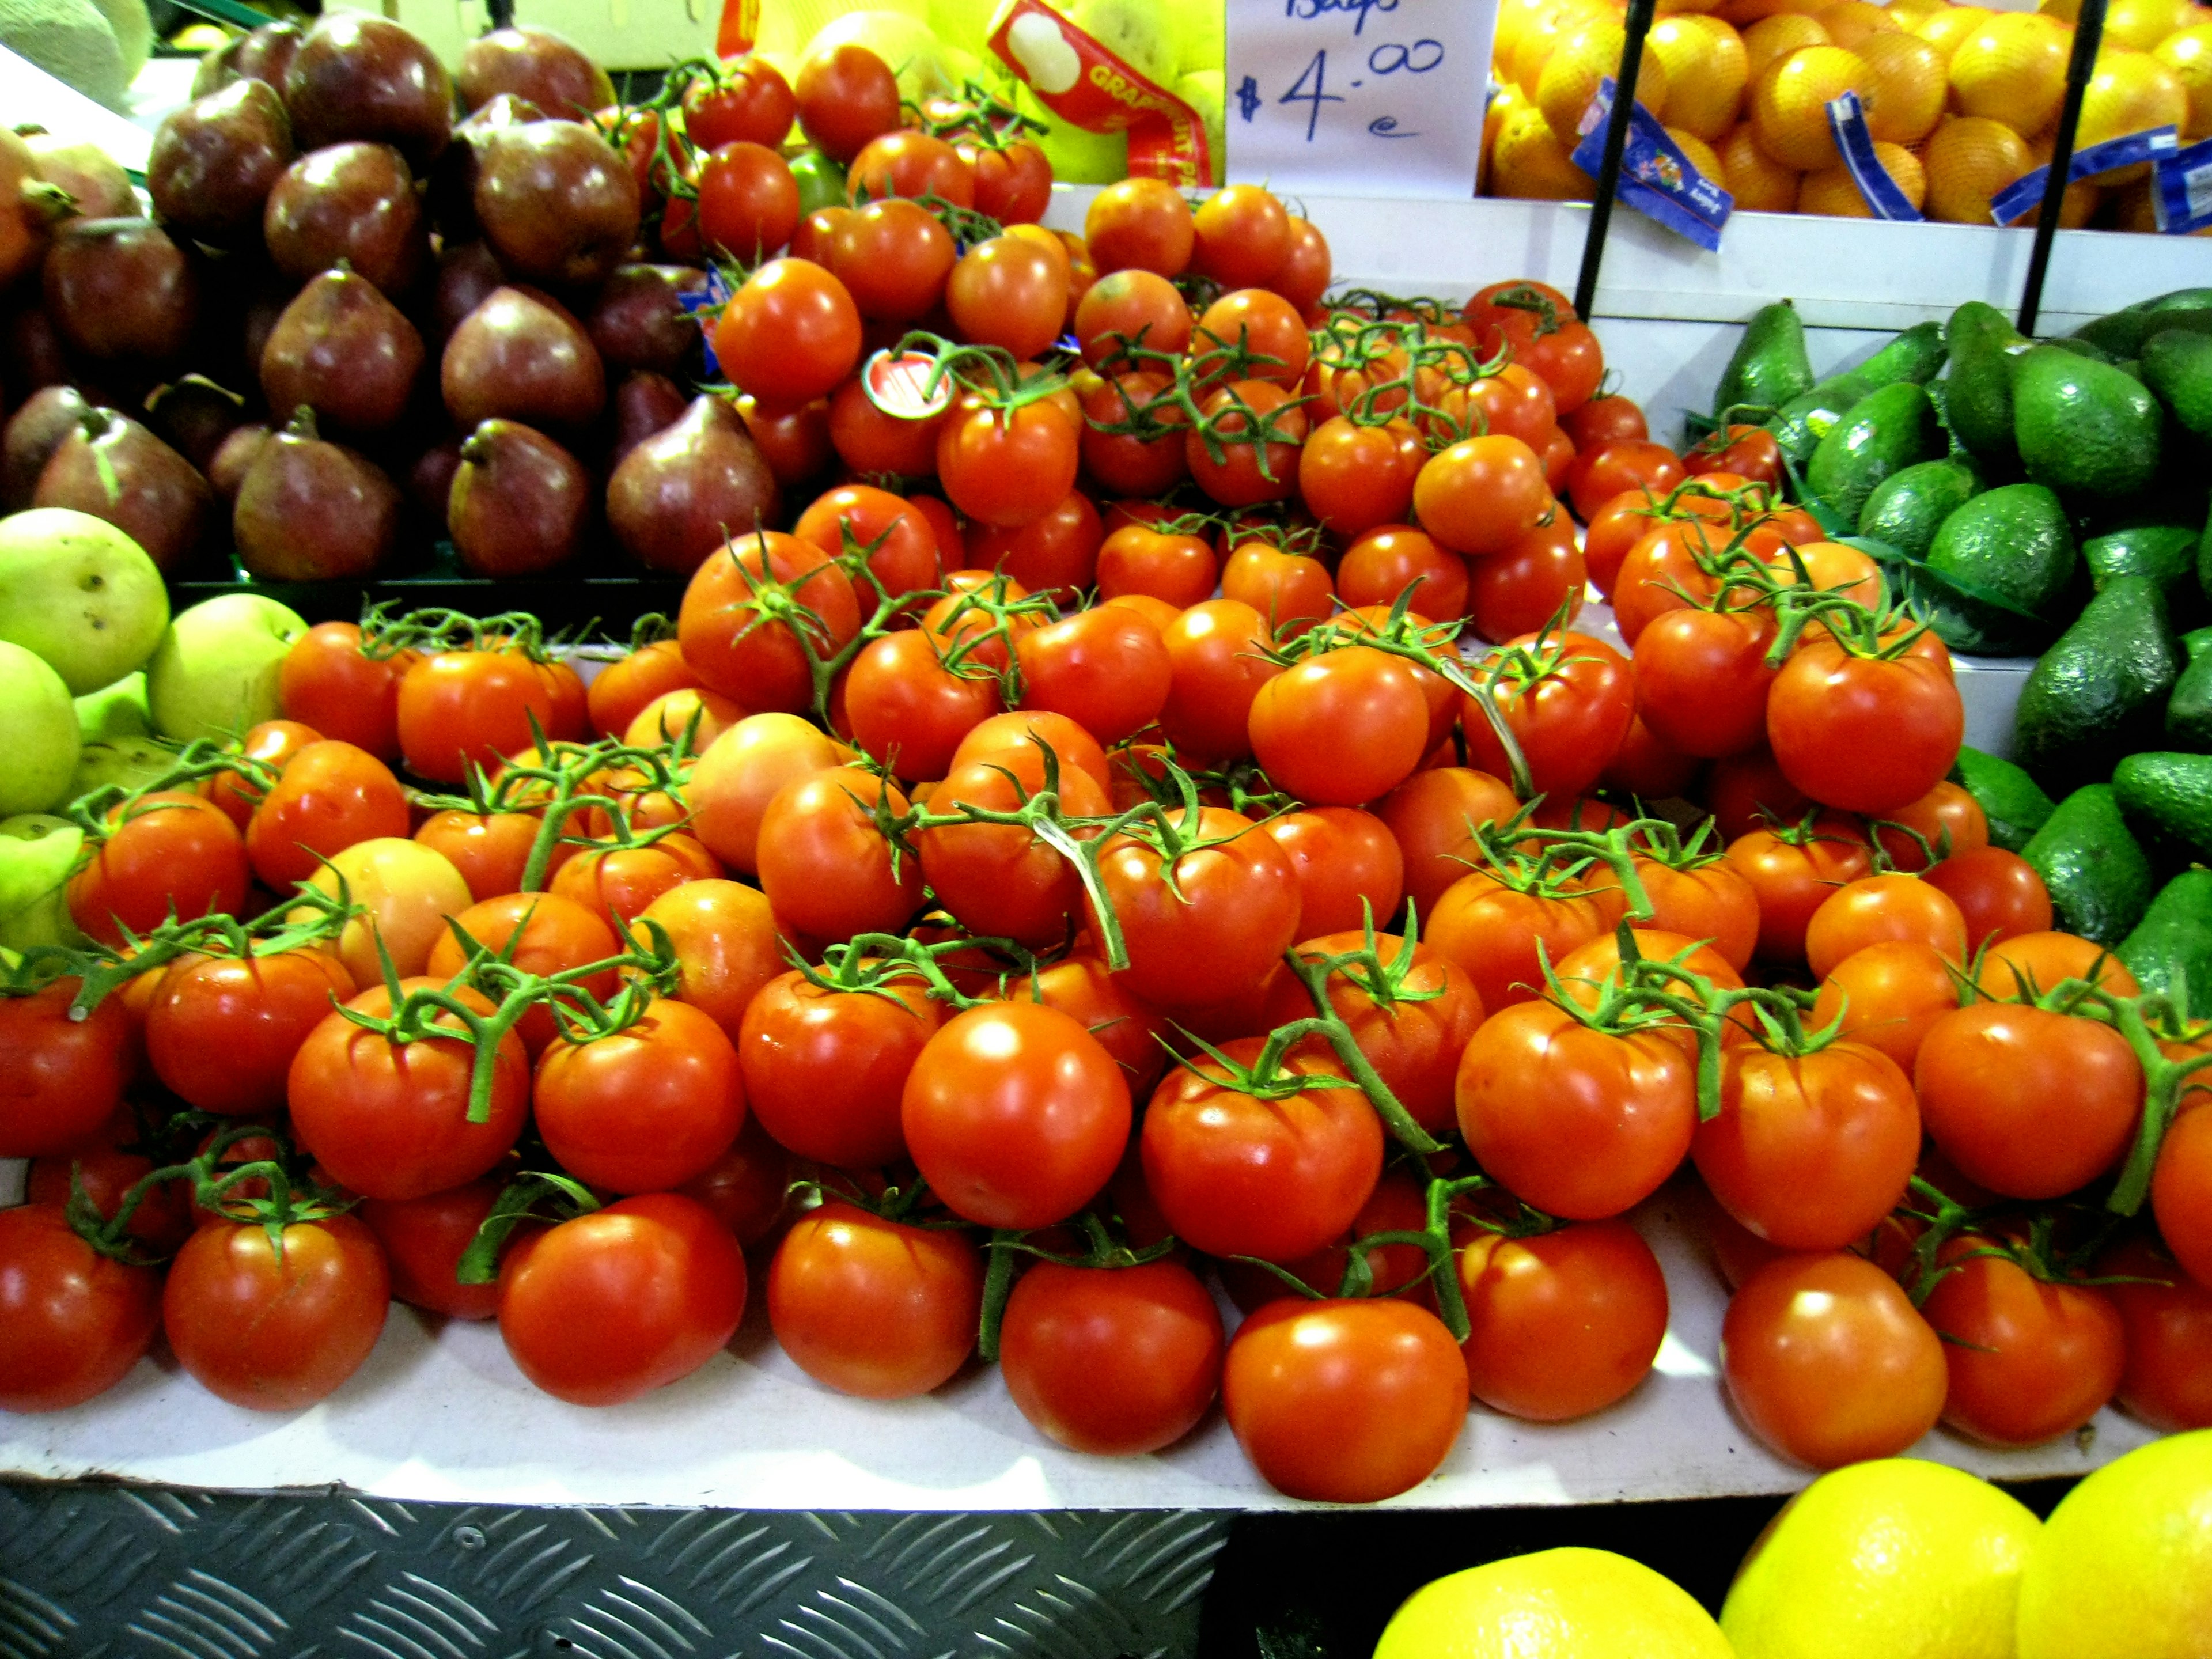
[0,508,171,695]
[0,641,81,815]
[69,736,179,802]
[146,593,310,744]
[0,814,87,953]
[74,671,152,740]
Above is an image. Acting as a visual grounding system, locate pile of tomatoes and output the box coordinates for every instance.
[3,228,2209,1504]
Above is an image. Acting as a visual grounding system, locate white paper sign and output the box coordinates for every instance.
[1224,0,1493,200]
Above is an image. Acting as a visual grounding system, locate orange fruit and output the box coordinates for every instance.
[1512,0,1600,97]
[1916,5,1995,60]
[2105,0,2198,51]
[1886,0,1944,16]
[1538,15,1673,145]
[1745,12,1835,75]
[1722,0,1833,22]
[2021,130,2103,224]
[1798,140,1929,213]
[1493,98,1601,199]
[2156,22,2212,137]
[1921,112,2031,221]
[1719,120,1805,208]
[1752,44,1871,166]
[1949,13,2070,134]
[1653,16,1753,138]
[1859,31,1949,141]
[1668,126,1729,180]
[1659,0,1728,14]
[2077,48,2189,179]
[1820,0,1904,47]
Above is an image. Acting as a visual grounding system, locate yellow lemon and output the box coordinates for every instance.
[1797,138,1928,211]
[1493,97,1600,198]
[1719,1460,2040,1659]
[2077,47,2190,179]
[1538,14,1672,144]
[1860,30,1949,139]
[2156,22,2212,135]
[1922,112,2032,220]
[1376,1548,1737,1659]
[1654,14,1752,137]
[1752,44,1870,166]
[1917,5,1995,60]
[2017,1430,2212,1659]
[1950,13,2070,132]
[1720,120,1805,207]
[1745,11,1835,75]
[2106,0,2198,50]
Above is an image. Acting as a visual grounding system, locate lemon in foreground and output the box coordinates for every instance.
[1720,1459,2040,1659]
[2016,1428,2212,1659]
[1374,1547,1734,1659]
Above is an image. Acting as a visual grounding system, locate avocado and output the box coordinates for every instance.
[2112,751,2212,863]
[2142,328,2212,444]
[2117,869,2212,1017]
[1951,745,2058,852]
[2012,344,2165,503]
[2072,288,2212,360]
[2082,524,2202,618]
[1767,321,1948,466]
[1806,381,1944,525]
[2022,783,2157,946]
[2012,577,2180,794]
[1925,482,2078,618]
[2166,626,2212,751]
[1944,301,2027,483]
[1857,457,1982,563]
[1714,300,1815,419]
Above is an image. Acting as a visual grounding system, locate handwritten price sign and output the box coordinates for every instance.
[1224,0,1492,199]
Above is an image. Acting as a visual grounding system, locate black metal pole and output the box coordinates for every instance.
[1572,0,1660,323]
[2017,0,2106,335]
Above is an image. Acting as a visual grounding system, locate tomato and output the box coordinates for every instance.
[2099,1234,2212,1429]
[1456,1218,1669,1421]
[1630,605,1778,760]
[1456,999,1696,1219]
[1466,518,1585,644]
[499,1192,746,1405]
[1803,873,1970,979]
[1248,646,1432,807]
[1074,269,1192,366]
[695,140,798,260]
[1140,1035,1381,1262]
[1460,630,1634,801]
[685,55,794,149]
[1622,857,1760,972]
[1925,846,2052,947]
[1288,418,1413,540]
[1921,1239,2125,1448]
[550,833,719,927]
[1914,1003,2141,1200]
[533,998,745,1193]
[735,968,937,1168]
[1725,816,1875,964]
[144,946,355,1116]
[358,1173,505,1321]
[0,1203,161,1411]
[967,489,1104,603]
[2152,1098,2212,1290]
[287,978,531,1201]
[947,709,1112,794]
[945,235,1066,360]
[66,791,249,946]
[1721,1252,1946,1468]
[679,531,861,714]
[839,632,995,783]
[1334,525,1464,620]
[1976,931,2140,999]
[279,622,418,763]
[792,483,944,605]
[1219,539,1334,637]
[794,44,900,161]
[244,739,410,889]
[410,807,543,903]
[1260,807,1407,938]
[1222,1298,1469,1502]
[1156,599,1283,763]
[1079,371,1191,497]
[1186,380,1308,507]
[1767,640,1964,816]
[1567,439,1684,521]
[964,138,1051,222]
[1094,523,1213,608]
[0,980,133,1157]
[900,1002,1130,1229]
[918,755,1109,947]
[164,1213,390,1410]
[687,713,843,875]
[822,196,955,322]
[1560,394,1647,450]
[1414,435,1553,557]
[938,399,1080,528]
[1010,605,1170,747]
[1426,868,1609,1014]
[847,129,972,208]
[1369,767,1513,918]
[1808,940,1959,1075]
[1686,423,1783,487]
[998,1259,1224,1455]
[1084,177,1194,276]
[202,718,322,829]
[676,1114,793,1247]
[1194,289,1312,391]
[714,258,861,404]
[396,649,588,786]
[1185,184,1287,290]
[1089,807,1301,1009]
[766,1200,980,1397]
[26,1131,191,1254]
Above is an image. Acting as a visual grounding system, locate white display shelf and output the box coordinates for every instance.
[0,1177,2156,1510]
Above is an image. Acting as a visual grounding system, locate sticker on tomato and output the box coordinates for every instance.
[863,349,958,421]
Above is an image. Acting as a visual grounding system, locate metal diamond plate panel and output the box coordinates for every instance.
[0,1487,1226,1659]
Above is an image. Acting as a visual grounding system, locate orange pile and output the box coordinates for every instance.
[1486,0,2212,233]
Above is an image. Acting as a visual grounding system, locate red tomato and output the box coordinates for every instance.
[0,980,134,1157]
[1084,177,1194,276]
[1414,435,1553,557]
[1808,940,1959,1075]
[1185,380,1308,507]
[685,55,794,149]
[1466,519,1586,645]
[202,718,321,829]
[753,766,922,940]
[1374,767,1520,916]
[1462,630,1635,801]
[1249,646,1433,806]
[0,1203,161,1411]
[767,1200,981,1397]
[358,1173,505,1321]
[1088,808,1301,1009]
[900,1002,1130,1229]
[738,968,941,1168]
[1721,1252,1947,1469]
[1337,525,1468,620]
[847,130,972,208]
[1456,1218,1669,1420]
[1156,599,1282,763]
[533,999,745,1194]
[1914,1003,2142,1199]
[687,713,845,875]
[164,1213,390,1410]
[550,834,721,927]
[1073,268,1192,366]
[1014,605,1172,745]
[1007,956,1171,1100]
[794,44,900,161]
[2100,1233,2212,1430]
[946,235,1066,360]
[1260,808,1407,938]
[1560,393,1647,450]
[842,630,1000,782]
[396,649,588,786]
[965,139,1052,223]
[999,1259,1225,1455]
[280,621,418,762]
[1767,640,1964,816]
[1096,524,1216,609]
[1804,873,1971,979]
[1567,439,1684,521]
[918,753,1111,946]
[1724,816,1876,964]
[1222,1298,1469,1502]
[2154,1099,2212,1290]
[1925,846,2052,946]
[967,488,1104,603]
[825,196,956,322]
[245,739,411,889]
[938,399,1080,528]
[695,140,798,260]
[498,1193,747,1405]
[1219,540,1335,637]
[1631,605,1779,760]
[1922,1239,2125,1447]
[714,258,861,404]
[679,530,861,714]
[1425,869,1610,1014]
[67,792,251,946]
[146,946,356,1116]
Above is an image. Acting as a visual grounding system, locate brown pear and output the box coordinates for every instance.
[469,120,641,290]
[2,384,92,509]
[144,376,249,474]
[260,265,426,433]
[442,285,605,430]
[233,407,400,580]
[263,142,426,295]
[207,422,271,501]
[42,219,199,363]
[449,419,590,576]
[608,370,688,468]
[281,12,454,171]
[427,239,510,346]
[607,395,781,577]
[588,265,709,375]
[457,27,614,120]
[148,78,296,243]
[33,407,217,573]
